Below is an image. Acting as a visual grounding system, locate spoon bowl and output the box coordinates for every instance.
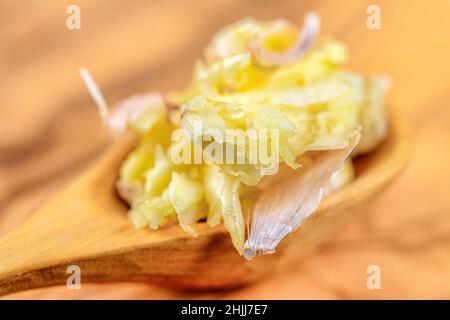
[0,114,409,296]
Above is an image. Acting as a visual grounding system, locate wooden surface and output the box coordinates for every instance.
[0,115,408,296]
[0,0,449,299]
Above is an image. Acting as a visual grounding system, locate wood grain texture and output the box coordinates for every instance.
[0,0,449,299]
[0,115,408,296]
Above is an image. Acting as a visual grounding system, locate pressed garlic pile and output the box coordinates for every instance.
[81,12,389,259]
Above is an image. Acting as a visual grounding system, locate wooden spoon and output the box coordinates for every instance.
[0,115,409,296]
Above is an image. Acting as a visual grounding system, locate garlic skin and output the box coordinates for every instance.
[250,11,321,66]
[108,94,164,134]
[323,159,355,196]
[80,68,164,136]
[243,134,360,260]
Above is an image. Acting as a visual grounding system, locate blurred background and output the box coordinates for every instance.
[1,0,449,299]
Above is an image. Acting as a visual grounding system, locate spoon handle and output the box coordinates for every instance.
[0,136,137,296]
[0,208,76,295]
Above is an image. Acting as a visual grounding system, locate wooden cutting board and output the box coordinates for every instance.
[1,0,449,299]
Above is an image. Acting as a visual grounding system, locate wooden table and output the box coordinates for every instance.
[1,0,449,299]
